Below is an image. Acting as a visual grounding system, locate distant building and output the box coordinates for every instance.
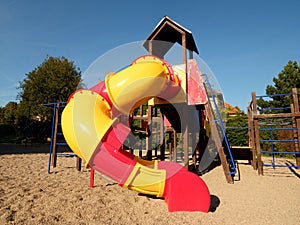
[224,102,241,116]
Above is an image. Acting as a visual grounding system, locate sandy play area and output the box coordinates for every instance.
[0,144,299,225]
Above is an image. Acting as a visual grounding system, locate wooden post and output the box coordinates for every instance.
[252,92,263,175]
[192,110,200,167]
[182,33,189,168]
[168,142,173,161]
[205,103,233,183]
[139,105,143,157]
[154,108,158,158]
[247,104,257,169]
[160,112,165,160]
[76,157,82,171]
[292,88,300,166]
[198,109,206,163]
[291,103,298,165]
[173,129,177,162]
[146,105,152,160]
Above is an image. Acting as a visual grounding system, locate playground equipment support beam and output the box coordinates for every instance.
[247,104,257,169]
[292,88,300,166]
[254,112,300,119]
[252,92,263,175]
[204,103,233,183]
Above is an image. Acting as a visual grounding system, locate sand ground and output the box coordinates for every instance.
[0,144,299,225]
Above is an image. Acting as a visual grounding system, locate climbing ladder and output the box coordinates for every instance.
[249,88,300,175]
[44,102,82,174]
[202,74,237,183]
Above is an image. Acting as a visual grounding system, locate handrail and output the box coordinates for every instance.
[202,74,236,175]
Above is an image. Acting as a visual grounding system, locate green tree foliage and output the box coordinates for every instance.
[3,102,18,124]
[225,106,249,146]
[0,106,4,123]
[257,60,300,112]
[16,56,81,139]
[17,56,81,122]
[256,60,299,154]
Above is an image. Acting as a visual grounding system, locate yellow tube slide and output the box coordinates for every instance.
[105,55,174,114]
[62,55,180,197]
[61,90,117,166]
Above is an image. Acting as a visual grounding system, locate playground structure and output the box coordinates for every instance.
[58,16,239,212]
[44,102,82,174]
[61,54,211,212]
[248,88,300,175]
[43,16,300,214]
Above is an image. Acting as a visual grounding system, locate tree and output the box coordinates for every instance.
[256,60,300,154]
[0,106,4,123]
[18,56,81,121]
[3,102,18,124]
[257,60,300,112]
[17,56,81,139]
[225,105,249,146]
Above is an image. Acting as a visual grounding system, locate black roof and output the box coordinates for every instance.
[143,16,199,56]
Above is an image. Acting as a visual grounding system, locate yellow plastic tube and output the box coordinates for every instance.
[62,55,180,196]
[61,90,116,166]
[105,55,172,114]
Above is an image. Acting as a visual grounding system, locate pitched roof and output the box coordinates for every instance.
[225,102,241,115]
[143,16,199,57]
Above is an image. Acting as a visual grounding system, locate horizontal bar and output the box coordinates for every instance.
[261,151,300,154]
[44,102,67,105]
[257,106,291,111]
[56,143,69,146]
[43,102,67,106]
[256,93,292,98]
[57,153,77,157]
[259,127,297,131]
[226,126,249,130]
[260,140,297,143]
[254,112,300,119]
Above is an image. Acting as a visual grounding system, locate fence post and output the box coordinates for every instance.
[248,104,257,169]
[252,92,263,175]
[292,88,300,166]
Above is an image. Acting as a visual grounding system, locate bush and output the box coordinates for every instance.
[0,124,16,135]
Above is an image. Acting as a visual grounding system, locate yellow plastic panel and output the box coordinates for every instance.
[105,59,170,115]
[123,163,166,197]
[149,65,187,105]
[61,90,116,166]
[61,97,84,159]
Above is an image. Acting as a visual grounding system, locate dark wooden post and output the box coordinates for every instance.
[76,157,82,171]
[168,142,173,161]
[291,103,298,162]
[160,112,165,160]
[139,105,143,157]
[173,129,177,162]
[182,33,189,168]
[247,104,257,169]
[252,92,263,175]
[205,103,233,183]
[292,88,300,166]
[146,105,152,160]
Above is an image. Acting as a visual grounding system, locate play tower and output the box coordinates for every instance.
[141,16,235,183]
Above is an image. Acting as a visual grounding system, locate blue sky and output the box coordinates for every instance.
[1,0,299,111]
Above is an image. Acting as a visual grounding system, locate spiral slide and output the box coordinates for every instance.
[61,55,210,212]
